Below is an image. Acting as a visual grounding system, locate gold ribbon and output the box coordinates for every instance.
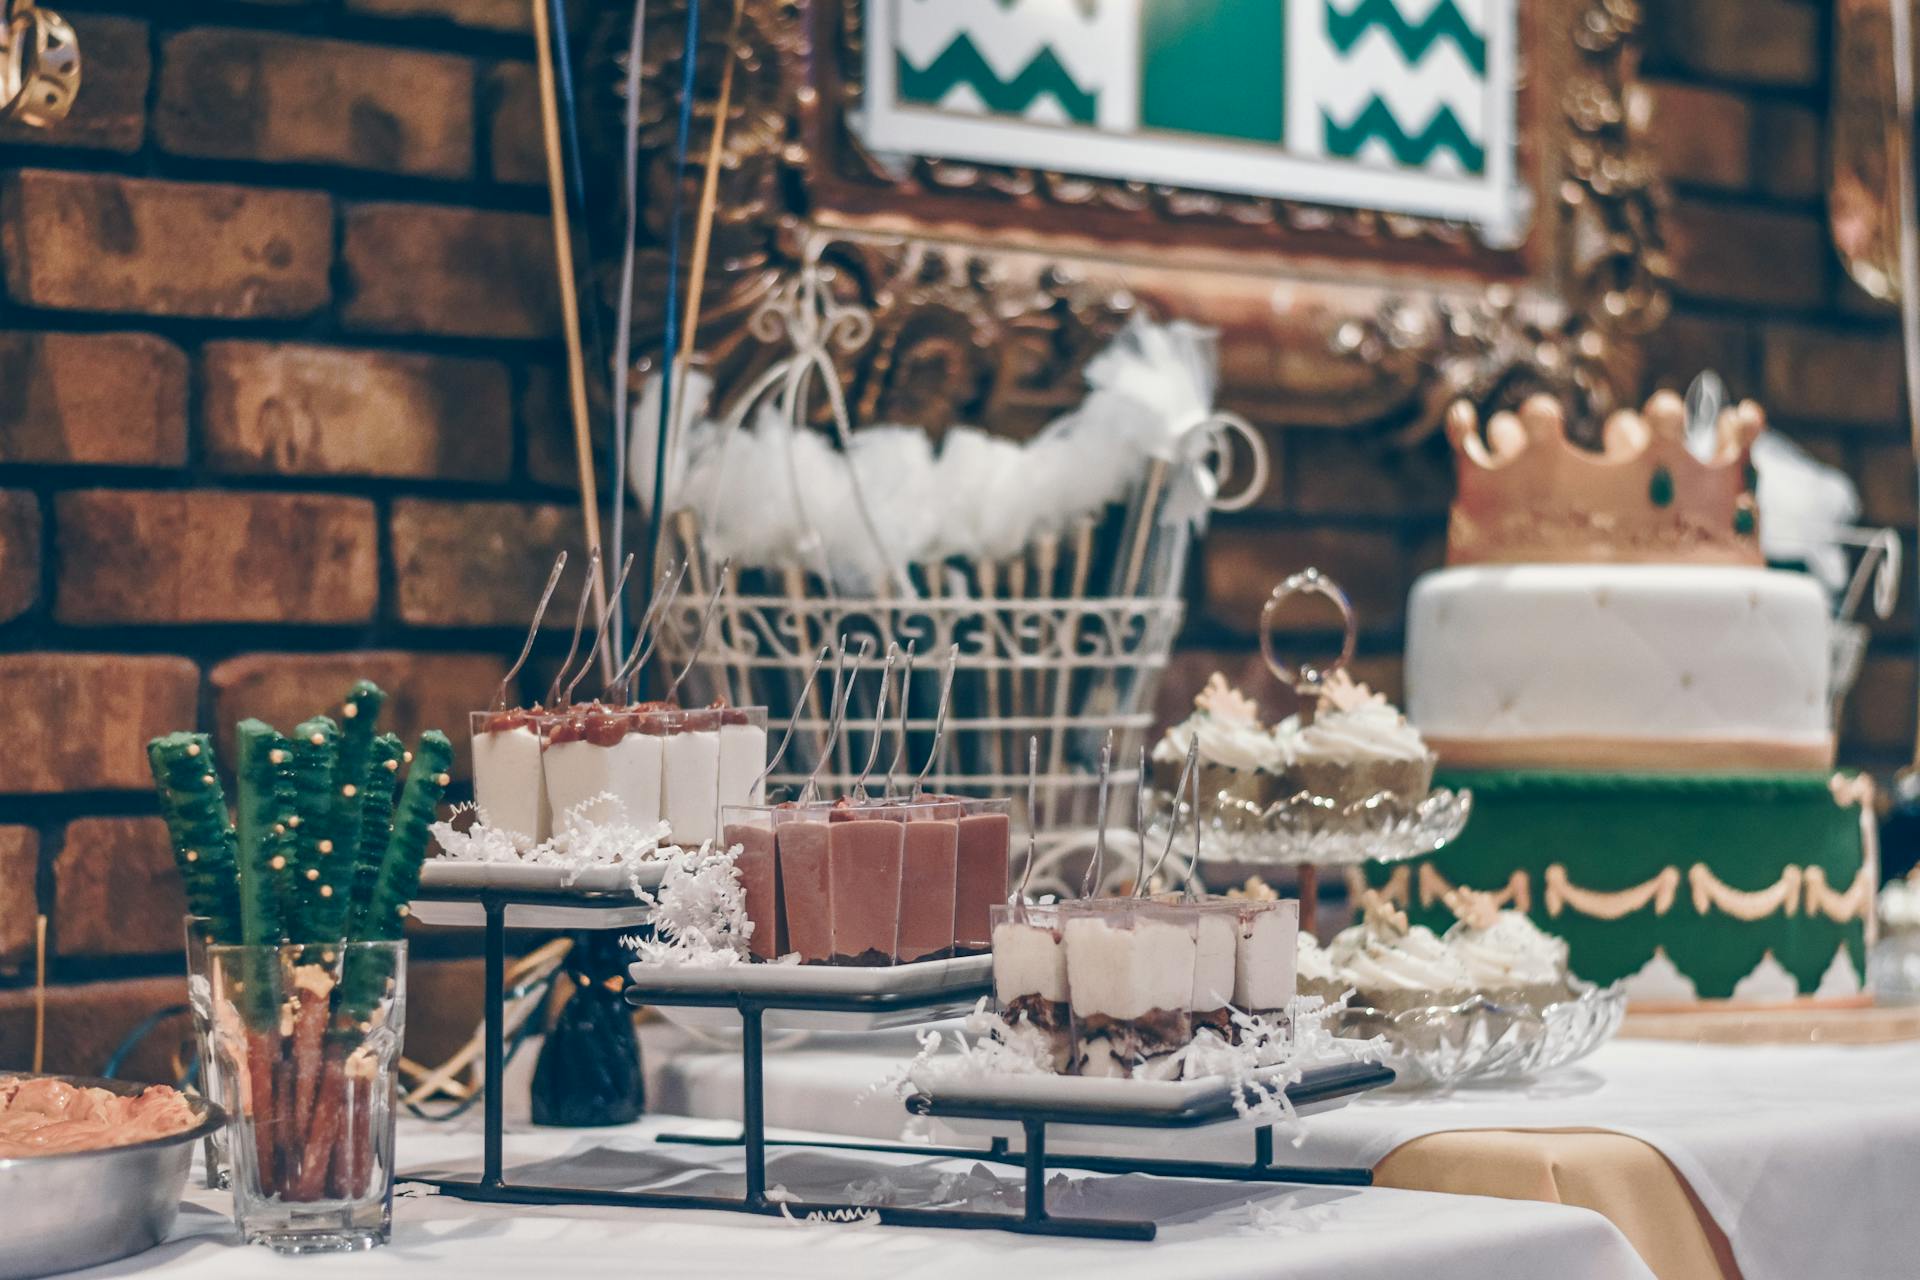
[1689,862,1803,921]
[1545,863,1680,919]
[1803,863,1875,924]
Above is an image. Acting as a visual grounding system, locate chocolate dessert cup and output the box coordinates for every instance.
[990,902,1071,1071]
[720,805,785,962]
[952,797,1011,956]
[826,807,907,965]
[770,802,835,964]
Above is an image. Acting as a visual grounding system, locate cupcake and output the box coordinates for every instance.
[1284,671,1435,809]
[1326,893,1474,1012]
[1150,674,1291,816]
[1295,932,1345,1003]
[1441,888,1574,1006]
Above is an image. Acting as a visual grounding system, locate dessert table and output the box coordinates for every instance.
[73,1115,1655,1280]
[639,1025,1920,1280]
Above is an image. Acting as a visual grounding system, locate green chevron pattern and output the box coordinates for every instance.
[1324,97,1485,173]
[1326,0,1487,73]
[896,37,1097,125]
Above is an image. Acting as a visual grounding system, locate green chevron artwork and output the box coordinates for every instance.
[861,0,1524,244]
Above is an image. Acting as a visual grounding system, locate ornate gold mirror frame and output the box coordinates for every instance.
[579,0,1667,443]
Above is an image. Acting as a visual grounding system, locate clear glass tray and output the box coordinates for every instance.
[1329,979,1626,1088]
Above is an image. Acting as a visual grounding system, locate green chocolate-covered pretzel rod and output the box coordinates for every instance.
[320,682,389,934]
[340,730,452,1020]
[289,716,345,946]
[233,719,296,951]
[345,734,406,942]
[146,732,240,940]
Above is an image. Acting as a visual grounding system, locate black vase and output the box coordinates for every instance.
[530,931,644,1127]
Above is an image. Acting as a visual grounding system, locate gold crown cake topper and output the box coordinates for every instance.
[1443,389,1765,567]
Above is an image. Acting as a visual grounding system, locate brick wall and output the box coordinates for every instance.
[0,0,1909,1076]
[0,0,571,1077]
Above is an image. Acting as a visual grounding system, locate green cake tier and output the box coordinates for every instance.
[1360,770,1873,1002]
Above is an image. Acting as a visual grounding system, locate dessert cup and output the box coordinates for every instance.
[715,706,769,816]
[990,902,1071,1072]
[1187,900,1241,1039]
[660,706,722,846]
[720,805,785,962]
[542,703,663,835]
[952,797,1011,955]
[897,800,962,962]
[1231,898,1300,1027]
[769,802,834,964]
[825,805,907,965]
[469,709,550,844]
[1061,900,1197,1080]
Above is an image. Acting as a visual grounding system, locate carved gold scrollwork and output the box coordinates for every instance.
[1546,863,1680,919]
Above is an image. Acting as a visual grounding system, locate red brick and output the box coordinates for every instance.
[1762,323,1904,429]
[1641,311,1755,398]
[0,975,191,1078]
[390,499,584,627]
[1667,200,1826,309]
[1201,526,1405,637]
[0,14,149,153]
[346,0,532,32]
[341,203,559,340]
[157,28,475,179]
[0,331,188,466]
[1755,101,1822,202]
[1859,443,1917,528]
[1284,431,1451,518]
[209,650,510,779]
[485,61,545,186]
[0,170,331,319]
[522,363,611,488]
[1644,81,1751,191]
[54,818,187,957]
[55,490,377,626]
[1845,653,1916,758]
[0,827,38,970]
[1654,0,1819,88]
[0,654,199,794]
[202,343,513,481]
[0,491,39,623]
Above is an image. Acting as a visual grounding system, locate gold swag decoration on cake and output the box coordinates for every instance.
[1546,863,1682,920]
[1443,389,1765,567]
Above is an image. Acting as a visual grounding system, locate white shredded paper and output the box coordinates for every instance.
[430,795,673,897]
[892,994,1385,1139]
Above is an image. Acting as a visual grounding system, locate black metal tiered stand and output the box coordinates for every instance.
[407,883,1392,1241]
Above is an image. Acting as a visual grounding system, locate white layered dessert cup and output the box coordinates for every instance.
[990,901,1071,1071]
[1061,900,1198,1080]
[470,709,550,846]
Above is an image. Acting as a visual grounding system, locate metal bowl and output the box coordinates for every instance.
[0,1074,225,1280]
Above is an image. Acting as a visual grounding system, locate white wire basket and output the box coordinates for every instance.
[647,256,1263,890]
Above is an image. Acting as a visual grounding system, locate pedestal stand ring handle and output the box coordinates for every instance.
[1259,568,1356,695]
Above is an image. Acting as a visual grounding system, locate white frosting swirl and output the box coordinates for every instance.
[1328,916,1471,993]
[1293,673,1428,765]
[1295,932,1338,985]
[1151,676,1291,772]
[1444,911,1569,987]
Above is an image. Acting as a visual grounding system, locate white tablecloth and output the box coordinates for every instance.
[640,1025,1920,1280]
[78,1116,1654,1280]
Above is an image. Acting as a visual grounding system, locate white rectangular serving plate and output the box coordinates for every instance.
[411,860,661,928]
[631,954,993,1034]
[909,1055,1374,1148]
